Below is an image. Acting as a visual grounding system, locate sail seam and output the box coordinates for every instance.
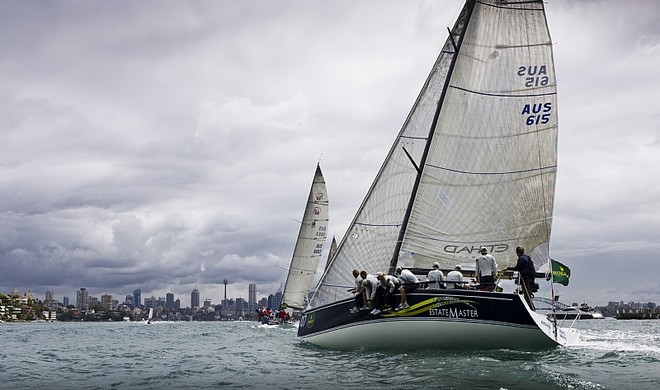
[436,125,558,140]
[425,164,556,176]
[477,0,544,10]
[449,85,555,98]
[354,222,402,228]
[405,231,550,244]
[400,135,428,141]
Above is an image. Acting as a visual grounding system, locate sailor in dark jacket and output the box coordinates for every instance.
[506,246,536,309]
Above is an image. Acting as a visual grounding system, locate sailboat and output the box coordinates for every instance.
[298,0,579,350]
[280,164,329,317]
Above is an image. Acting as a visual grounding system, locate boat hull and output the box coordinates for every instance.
[552,311,598,320]
[298,289,578,350]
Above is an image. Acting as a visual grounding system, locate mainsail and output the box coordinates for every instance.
[311,0,557,308]
[281,164,329,310]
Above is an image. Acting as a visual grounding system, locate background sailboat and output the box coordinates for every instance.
[281,164,329,313]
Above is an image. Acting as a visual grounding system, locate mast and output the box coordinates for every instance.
[388,0,476,274]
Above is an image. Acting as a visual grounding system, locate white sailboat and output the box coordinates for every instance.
[281,164,329,314]
[298,0,579,350]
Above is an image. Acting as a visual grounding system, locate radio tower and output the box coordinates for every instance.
[223,278,228,312]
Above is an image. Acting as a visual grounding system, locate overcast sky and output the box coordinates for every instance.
[1,1,659,308]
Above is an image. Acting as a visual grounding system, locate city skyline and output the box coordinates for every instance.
[3,282,276,310]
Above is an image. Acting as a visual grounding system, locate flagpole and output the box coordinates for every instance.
[549,257,558,340]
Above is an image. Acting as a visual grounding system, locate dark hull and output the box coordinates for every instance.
[298,289,575,350]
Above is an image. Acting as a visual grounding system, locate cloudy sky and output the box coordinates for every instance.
[1,1,659,308]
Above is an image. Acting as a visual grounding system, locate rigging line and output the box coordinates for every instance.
[449,85,556,98]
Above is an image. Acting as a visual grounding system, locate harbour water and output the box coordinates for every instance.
[1,318,658,389]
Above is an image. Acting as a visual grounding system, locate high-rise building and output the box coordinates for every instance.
[166,293,174,310]
[191,289,200,308]
[272,291,282,310]
[144,296,158,309]
[101,294,113,311]
[235,297,245,316]
[63,296,69,307]
[133,288,142,308]
[76,288,88,310]
[203,299,211,308]
[248,284,257,314]
[44,290,57,310]
[267,292,283,310]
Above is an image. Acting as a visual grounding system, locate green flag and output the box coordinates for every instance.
[551,259,571,286]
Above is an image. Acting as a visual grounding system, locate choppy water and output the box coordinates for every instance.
[1,318,658,389]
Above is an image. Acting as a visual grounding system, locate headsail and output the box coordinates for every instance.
[323,236,337,273]
[281,164,329,310]
[311,0,557,308]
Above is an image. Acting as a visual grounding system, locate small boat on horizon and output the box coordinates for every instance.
[534,298,604,320]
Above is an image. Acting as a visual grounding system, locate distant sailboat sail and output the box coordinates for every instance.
[281,164,329,310]
[323,236,337,272]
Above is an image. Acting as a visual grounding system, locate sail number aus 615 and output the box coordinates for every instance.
[518,65,549,88]
[521,102,552,126]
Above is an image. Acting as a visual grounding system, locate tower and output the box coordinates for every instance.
[223,278,228,311]
[248,283,257,314]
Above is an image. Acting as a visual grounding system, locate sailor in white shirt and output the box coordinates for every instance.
[349,269,365,313]
[396,267,419,310]
[475,246,498,291]
[426,262,445,289]
[361,273,379,310]
[445,265,465,289]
